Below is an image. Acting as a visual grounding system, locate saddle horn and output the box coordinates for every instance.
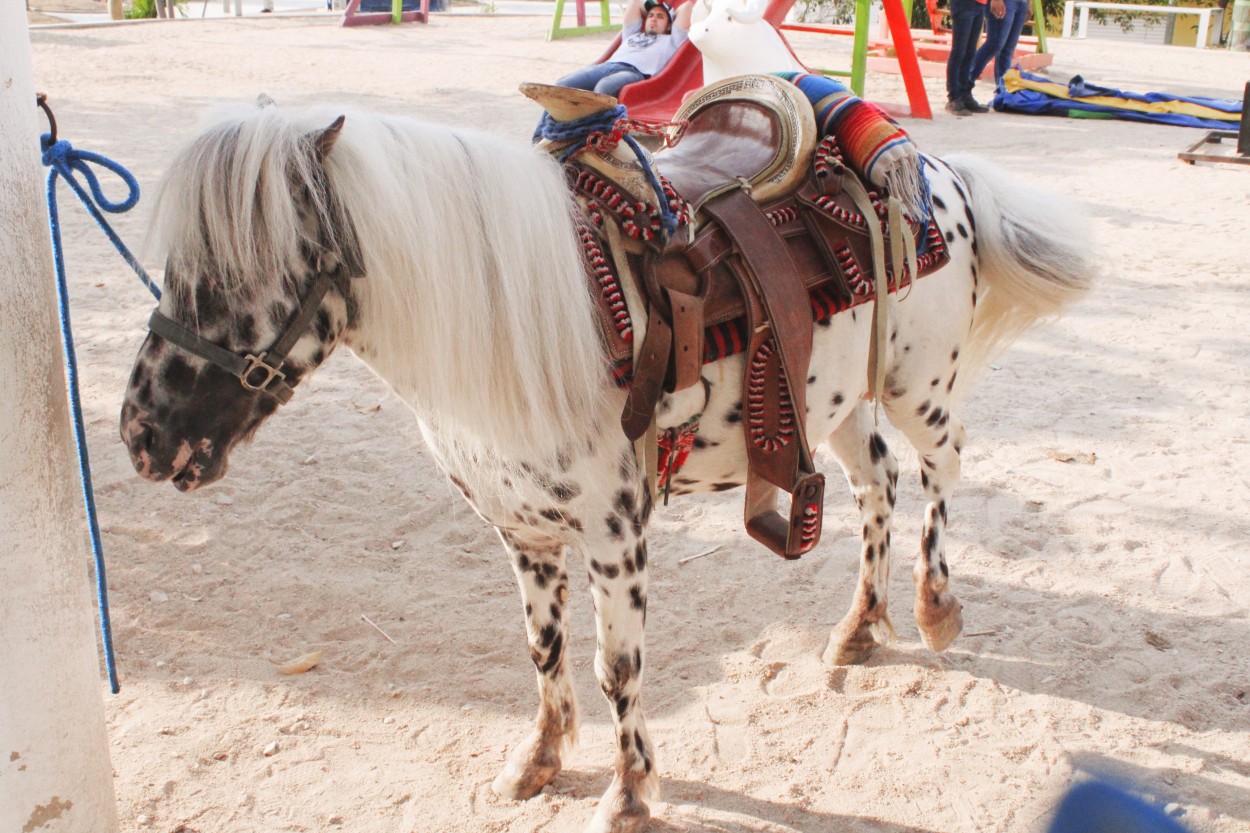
[520,82,619,123]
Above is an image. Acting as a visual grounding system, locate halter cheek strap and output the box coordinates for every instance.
[146,270,339,405]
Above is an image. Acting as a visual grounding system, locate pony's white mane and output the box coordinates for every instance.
[151,105,611,464]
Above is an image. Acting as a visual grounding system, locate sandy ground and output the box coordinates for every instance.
[24,14,1250,833]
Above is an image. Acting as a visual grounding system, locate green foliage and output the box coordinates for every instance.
[125,0,187,18]
[792,0,932,27]
[792,0,855,25]
[125,0,155,18]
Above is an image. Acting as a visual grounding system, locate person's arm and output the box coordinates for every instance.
[673,0,693,31]
[623,0,645,26]
[989,0,1005,18]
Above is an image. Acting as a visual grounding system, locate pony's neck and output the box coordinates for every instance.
[325,117,613,462]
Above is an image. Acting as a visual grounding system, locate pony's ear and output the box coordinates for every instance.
[256,93,278,109]
[306,116,346,162]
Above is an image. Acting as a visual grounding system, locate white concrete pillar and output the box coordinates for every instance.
[0,10,121,833]
[1230,0,1250,49]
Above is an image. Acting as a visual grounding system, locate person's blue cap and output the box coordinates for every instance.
[643,0,673,20]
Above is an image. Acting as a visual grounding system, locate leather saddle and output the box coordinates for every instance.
[524,75,948,559]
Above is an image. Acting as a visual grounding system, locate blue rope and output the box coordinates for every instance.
[536,104,679,237]
[41,132,160,695]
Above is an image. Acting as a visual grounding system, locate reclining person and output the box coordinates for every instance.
[555,0,694,98]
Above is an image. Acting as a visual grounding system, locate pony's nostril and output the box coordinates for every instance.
[129,420,155,454]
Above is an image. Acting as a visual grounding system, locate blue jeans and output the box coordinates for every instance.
[946,0,985,101]
[970,0,1029,90]
[555,62,646,98]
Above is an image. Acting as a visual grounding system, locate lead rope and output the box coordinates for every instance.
[39,94,160,694]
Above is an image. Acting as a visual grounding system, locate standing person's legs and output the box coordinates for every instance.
[555,62,644,97]
[945,0,985,106]
[970,4,1009,89]
[992,0,1030,85]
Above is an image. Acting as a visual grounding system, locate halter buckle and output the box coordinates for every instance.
[240,353,286,392]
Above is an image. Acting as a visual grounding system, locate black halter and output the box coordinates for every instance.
[146,268,343,405]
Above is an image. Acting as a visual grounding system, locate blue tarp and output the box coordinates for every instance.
[993,70,1243,130]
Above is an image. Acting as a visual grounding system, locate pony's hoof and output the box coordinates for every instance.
[492,761,561,801]
[916,592,963,653]
[824,618,878,666]
[491,733,562,800]
[585,799,650,833]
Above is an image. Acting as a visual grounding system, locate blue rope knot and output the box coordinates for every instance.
[42,135,143,215]
[42,133,160,301]
[537,105,680,238]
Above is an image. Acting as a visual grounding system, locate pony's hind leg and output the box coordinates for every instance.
[492,530,578,800]
[823,401,900,665]
[885,391,967,653]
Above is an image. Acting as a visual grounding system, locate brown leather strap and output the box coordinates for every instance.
[646,249,707,395]
[703,190,814,423]
[622,303,672,441]
[666,287,705,392]
[701,188,825,558]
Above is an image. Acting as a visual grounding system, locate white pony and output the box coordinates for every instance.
[120,98,1096,832]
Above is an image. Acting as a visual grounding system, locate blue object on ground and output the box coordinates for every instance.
[359,0,445,12]
[994,70,1242,129]
[1048,782,1191,833]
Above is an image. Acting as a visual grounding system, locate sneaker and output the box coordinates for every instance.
[945,98,971,116]
[962,95,989,113]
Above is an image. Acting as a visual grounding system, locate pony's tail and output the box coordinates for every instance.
[942,154,1099,401]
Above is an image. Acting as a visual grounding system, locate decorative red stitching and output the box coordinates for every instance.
[765,205,799,226]
[813,195,867,228]
[836,244,872,296]
[572,169,690,242]
[798,502,821,552]
[577,223,633,342]
[746,338,795,453]
[813,135,846,179]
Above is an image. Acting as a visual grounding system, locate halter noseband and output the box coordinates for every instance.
[146,268,343,405]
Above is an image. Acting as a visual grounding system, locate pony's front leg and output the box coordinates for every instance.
[492,530,578,800]
[823,401,900,665]
[579,490,656,833]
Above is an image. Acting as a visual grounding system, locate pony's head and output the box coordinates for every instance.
[121,107,362,492]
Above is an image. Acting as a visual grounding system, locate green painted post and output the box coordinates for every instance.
[549,0,569,39]
[392,0,402,24]
[850,0,871,95]
[1031,0,1048,51]
[549,0,616,40]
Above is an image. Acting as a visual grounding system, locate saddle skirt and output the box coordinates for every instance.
[524,75,950,558]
